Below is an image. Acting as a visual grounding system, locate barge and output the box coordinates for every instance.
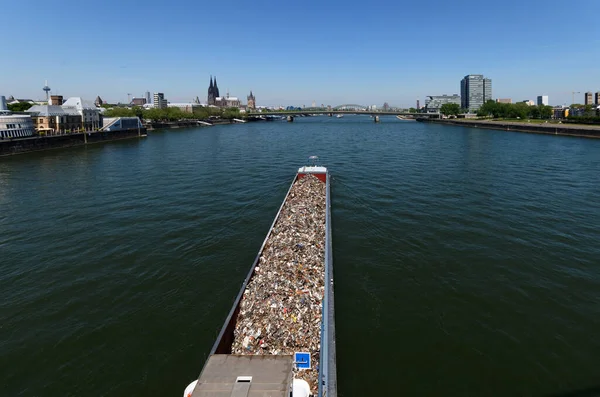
[184,157,336,397]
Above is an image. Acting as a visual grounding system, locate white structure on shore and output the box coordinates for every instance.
[0,96,36,139]
[62,97,101,130]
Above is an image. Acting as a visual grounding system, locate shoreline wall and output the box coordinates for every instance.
[0,129,146,157]
[418,119,600,139]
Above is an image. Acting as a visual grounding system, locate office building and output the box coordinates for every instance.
[153,93,167,109]
[584,92,593,105]
[424,95,461,113]
[131,97,147,106]
[460,74,492,112]
[537,96,549,106]
[595,92,600,105]
[145,91,151,105]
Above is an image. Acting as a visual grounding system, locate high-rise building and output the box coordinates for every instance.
[537,95,549,106]
[416,99,420,110]
[145,91,151,105]
[460,74,492,112]
[584,92,593,105]
[595,92,600,105]
[153,93,167,109]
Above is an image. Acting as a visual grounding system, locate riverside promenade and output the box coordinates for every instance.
[418,118,600,139]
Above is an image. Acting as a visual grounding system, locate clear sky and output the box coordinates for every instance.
[3,0,599,107]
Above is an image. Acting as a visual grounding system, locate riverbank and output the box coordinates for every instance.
[417,118,600,138]
[144,119,238,130]
[0,128,146,157]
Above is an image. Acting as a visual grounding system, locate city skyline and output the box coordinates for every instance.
[3,0,600,107]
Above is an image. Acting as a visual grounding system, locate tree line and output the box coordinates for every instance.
[103,106,241,121]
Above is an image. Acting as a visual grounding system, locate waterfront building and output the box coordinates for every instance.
[26,105,81,134]
[460,74,492,112]
[95,96,104,107]
[0,97,36,139]
[537,96,549,106]
[0,114,36,139]
[62,97,101,131]
[27,97,100,133]
[584,92,593,105]
[596,92,600,105]
[207,76,220,106]
[168,103,201,113]
[153,93,167,109]
[496,98,512,104]
[424,94,461,113]
[145,91,151,105]
[416,99,420,110]
[247,91,256,110]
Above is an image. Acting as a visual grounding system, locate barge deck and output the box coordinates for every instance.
[185,159,336,397]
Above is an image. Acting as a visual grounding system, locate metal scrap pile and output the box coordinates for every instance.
[232,174,326,392]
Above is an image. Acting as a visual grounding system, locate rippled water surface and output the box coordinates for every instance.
[1,117,600,396]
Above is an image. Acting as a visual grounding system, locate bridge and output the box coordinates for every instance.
[247,109,438,117]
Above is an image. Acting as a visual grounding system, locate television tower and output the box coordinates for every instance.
[42,80,51,101]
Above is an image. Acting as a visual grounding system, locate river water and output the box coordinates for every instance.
[1,116,600,396]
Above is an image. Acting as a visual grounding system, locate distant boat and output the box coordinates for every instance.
[336,114,343,118]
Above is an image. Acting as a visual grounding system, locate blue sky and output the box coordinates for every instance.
[3,0,599,107]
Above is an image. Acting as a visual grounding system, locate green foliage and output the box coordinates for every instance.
[566,115,600,124]
[409,107,417,113]
[477,100,554,119]
[103,105,247,122]
[7,102,33,112]
[440,103,460,116]
[222,107,241,119]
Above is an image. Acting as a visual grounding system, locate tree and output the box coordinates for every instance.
[7,102,33,112]
[409,107,417,113]
[539,105,553,119]
[440,103,460,116]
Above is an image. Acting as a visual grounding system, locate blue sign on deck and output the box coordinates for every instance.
[294,352,311,369]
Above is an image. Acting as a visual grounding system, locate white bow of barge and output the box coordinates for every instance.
[185,160,336,397]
